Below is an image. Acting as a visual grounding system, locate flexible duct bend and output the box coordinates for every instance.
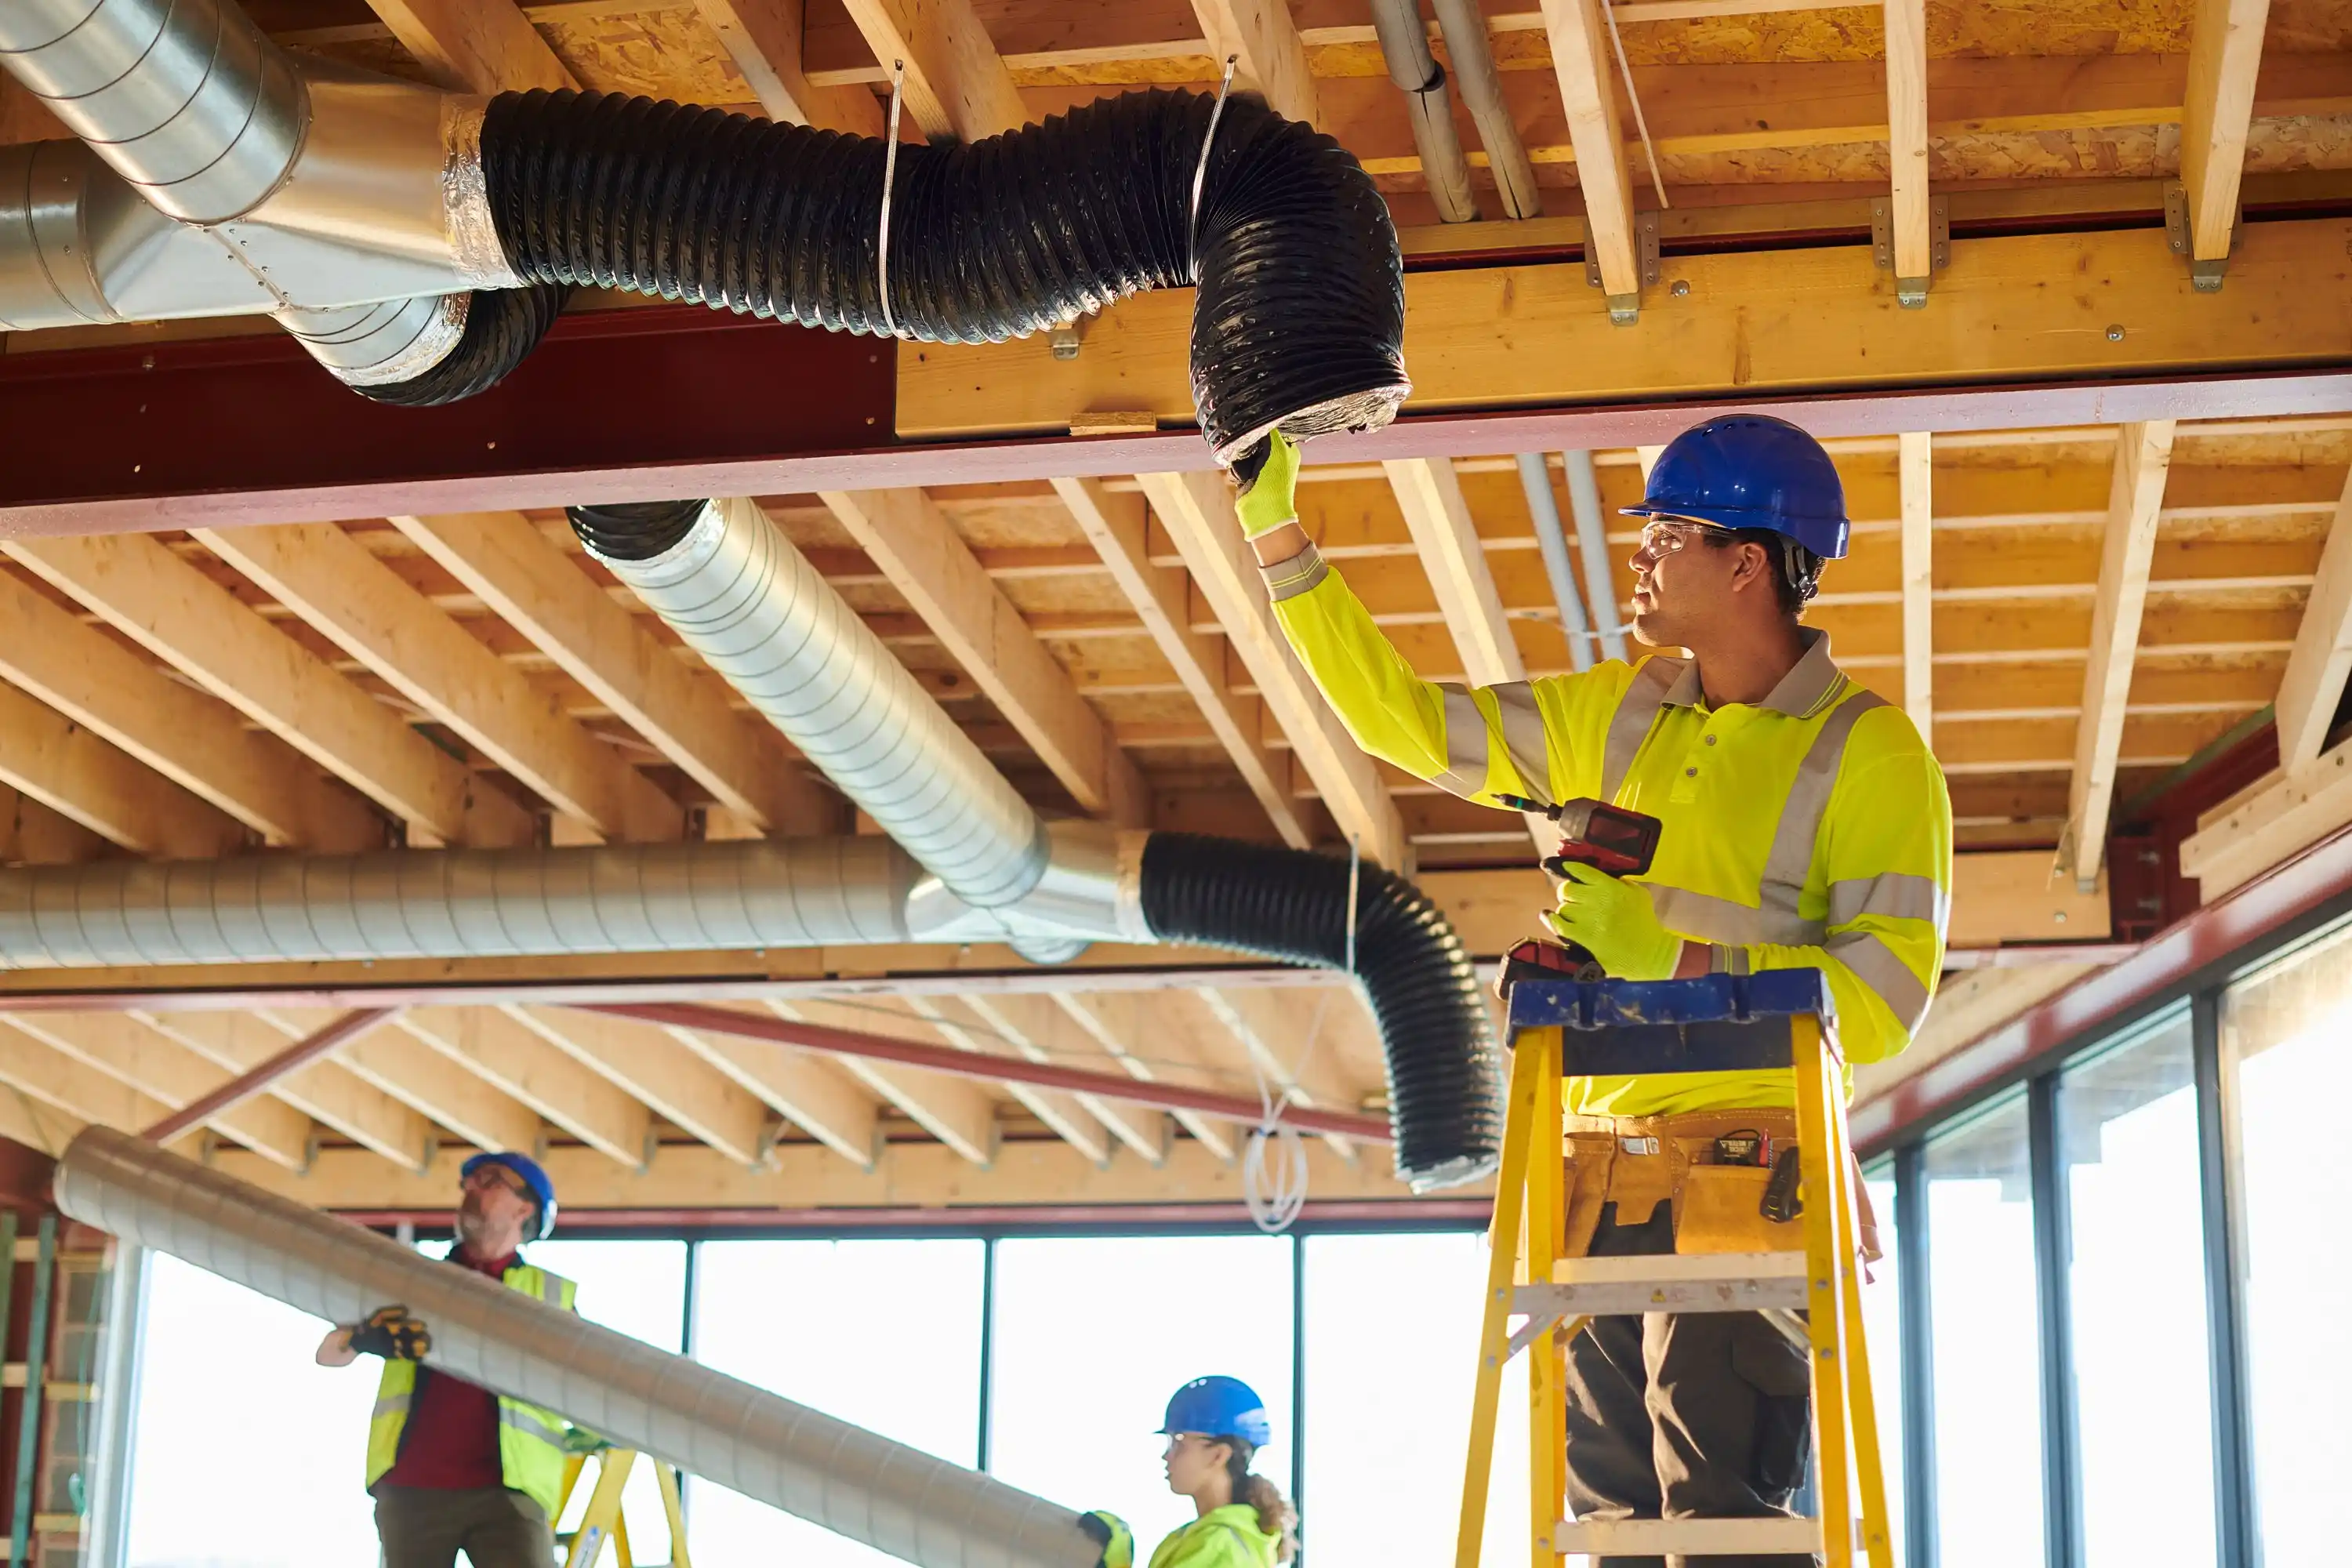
[55,1127,1105,1568]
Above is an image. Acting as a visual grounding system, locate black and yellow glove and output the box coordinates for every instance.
[348,1305,431,1362]
[1076,1510,1134,1568]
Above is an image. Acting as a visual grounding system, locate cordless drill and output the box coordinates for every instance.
[1494,795,1665,989]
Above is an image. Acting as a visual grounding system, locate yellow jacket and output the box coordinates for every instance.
[1148,1504,1281,1568]
[1264,546,1951,1116]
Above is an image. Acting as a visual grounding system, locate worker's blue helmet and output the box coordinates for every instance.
[1159,1376,1273,1448]
[460,1151,558,1241]
[1621,415,1850,561]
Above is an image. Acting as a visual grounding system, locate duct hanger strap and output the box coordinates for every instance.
[878,60,908,341]
[1188,54,1240,277]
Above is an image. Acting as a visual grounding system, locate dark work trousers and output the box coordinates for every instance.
[1560,1202,1817,1568]
[373,1485,555,1568]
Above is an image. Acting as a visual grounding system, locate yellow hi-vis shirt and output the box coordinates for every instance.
[1263,546,1953,1117]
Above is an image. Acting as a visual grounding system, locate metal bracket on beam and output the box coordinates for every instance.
[2165,180,2242,292]
[1872,194,1948,310]
[1050,316,1086,361]
[1587,212,1661,326]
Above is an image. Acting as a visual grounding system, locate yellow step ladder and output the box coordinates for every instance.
[1454,971,1893,1566]
[556,1449,692,1568]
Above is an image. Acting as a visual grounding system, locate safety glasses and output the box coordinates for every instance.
[463,1163,530,1200]
[1633,517,1729,560]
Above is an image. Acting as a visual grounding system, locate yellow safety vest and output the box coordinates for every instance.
[365,1261,577,1515]
[1265,546,1953,1116]
[1148,1504,1280,1568]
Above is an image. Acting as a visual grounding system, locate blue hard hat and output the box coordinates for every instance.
[460,1151,558,1241]
[1621,415,1850,560]
[1159,1376,1273,1449]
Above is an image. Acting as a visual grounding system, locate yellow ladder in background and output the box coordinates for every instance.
[557,1450,692,1568]
[1454,1009,1893,1566]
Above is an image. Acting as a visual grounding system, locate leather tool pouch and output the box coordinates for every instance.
[1675,1163,1803,1254]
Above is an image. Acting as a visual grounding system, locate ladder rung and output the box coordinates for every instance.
[1551,1516,1824,1555]
[1515,1251,1809,1316]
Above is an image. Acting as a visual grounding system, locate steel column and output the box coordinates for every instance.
[2192,989,2255,1568]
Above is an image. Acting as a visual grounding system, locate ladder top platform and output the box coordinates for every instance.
[1506,971,1835,1033]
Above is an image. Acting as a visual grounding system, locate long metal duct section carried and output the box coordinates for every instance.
[0,0,1409,448]
[54,1127,1105,1568]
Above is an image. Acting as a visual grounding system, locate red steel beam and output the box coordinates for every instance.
[140,1007,402,1145]
[581,1000,1394,1144]
[3,297,2348,535]
[1852,816,2352,1155]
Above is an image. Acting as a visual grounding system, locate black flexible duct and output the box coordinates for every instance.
[1138,833,1501,1190]
[353,283,569,408]
[566,498,709,561]
[475,89,1408,459]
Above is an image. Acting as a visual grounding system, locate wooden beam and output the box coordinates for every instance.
[138,1010,428,1171]
[907,996,1109,1166]
[2180,0,2274,265]
[306,1008,545,1156]
[1051,476,1309,848]
[0,1022,167,1133]
[2180,739,2352,898]
[195,523,682,844]
[0,786,111,867]
[1051,992,1236,1162]
[836,0,1025,141]
[692,0,884,133]
[771,998,1000,1166]
[2269,459,2352,770]
[363,0,574,93]
[819,488,1148,826]
[0,569,379,852]
[390,512,836,837]
[1898,430,1934,744]
[5,532,532,849]
[1135,470,1409,869]
[2,1013,312,1170]
[961,993,1169,1165]
[503,1006,768,1167]
[1189,0,1318,125]
[2065,421,2178,886]
[0,678,245,859]
[1537,0,1640,303]
[657,1008,882,1168]
[393,1008,652,1169]
[1383,459,1526,688]
[1195,987,1367,1159]
[1883,0,1931,290]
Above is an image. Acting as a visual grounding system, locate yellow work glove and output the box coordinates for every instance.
[1077,1510,1134,1568]
[1233,428,1302,539]
[1545,863,1686,982]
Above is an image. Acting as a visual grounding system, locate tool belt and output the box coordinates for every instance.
[1561,1109,1882,1267]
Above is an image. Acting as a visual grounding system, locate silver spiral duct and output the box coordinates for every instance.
[0,0,307,224]
[582,500,1052,912]
[54,1128,1102,1568]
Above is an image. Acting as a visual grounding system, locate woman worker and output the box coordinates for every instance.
[1149,1375,1298,1566]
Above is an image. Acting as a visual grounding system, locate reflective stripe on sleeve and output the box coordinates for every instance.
[1489,681,1552,805]
[1601,659,1684,800]
[1758,686,1889,909]
[1649,885,1822,947]
[1828,872,1950,931]
[1708,944,1752,976]
[1430,684,1493,800]
[1261,544,1330,603]
[1825,930,1932,1029]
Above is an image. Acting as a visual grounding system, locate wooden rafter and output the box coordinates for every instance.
[1136,469,1408,869]
[906,996,1108,1165]
[363,0,574,93]
[1898,430,1935,743]
[391,512,837,837]
[768,998,1000,1166]
[2272,466,2352,772]
[1383,459,1525,688]
[962,993,1170,1165]
[0,568,379,852]
[302,1008,546,1155]
[0,678,245,859]
[1194,987,1366,1158]
[4,1013,312,1170]
[1537,0,1639,303]
[5,532,533,848]
[1883,0,1931,292]
[503,1006,768,1167]
[2180,0,2275,267]
[393,1007,652,1169]
[195,523,682,844]
[2064,421,2178,887]
[0,786,107,867]
[693,0,882,132]
[820,489,1148,826]
[837,0,1024,141]
[0,1022,166,1136]
[139,1009,432,1171]
[657,1009,883,1169]
[1051,991,1235,1162]
[1052,476,1309,849]
[1189,0,1318,125]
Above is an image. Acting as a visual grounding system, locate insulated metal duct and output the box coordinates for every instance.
[1367,0,1476,223]
[1431,0,1542,220]
[1516,454,1594,673]
[1564,451,1630,663]
[53,1127,1103,1568]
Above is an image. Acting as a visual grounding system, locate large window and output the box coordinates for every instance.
[2223,920,2352,1566]
[2055,1011,2216,1568]
[688,1239,986,1568]
[1922,1093,2045,1567]
[989,1235,1294,1562]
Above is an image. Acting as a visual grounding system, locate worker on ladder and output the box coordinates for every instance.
[1232,419,1952,1563]
[315,1152,584,1568]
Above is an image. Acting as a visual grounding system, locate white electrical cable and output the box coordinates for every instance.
[877,60,907,340]
[1243,837,1365,1235]
[1600,6,1670,209]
